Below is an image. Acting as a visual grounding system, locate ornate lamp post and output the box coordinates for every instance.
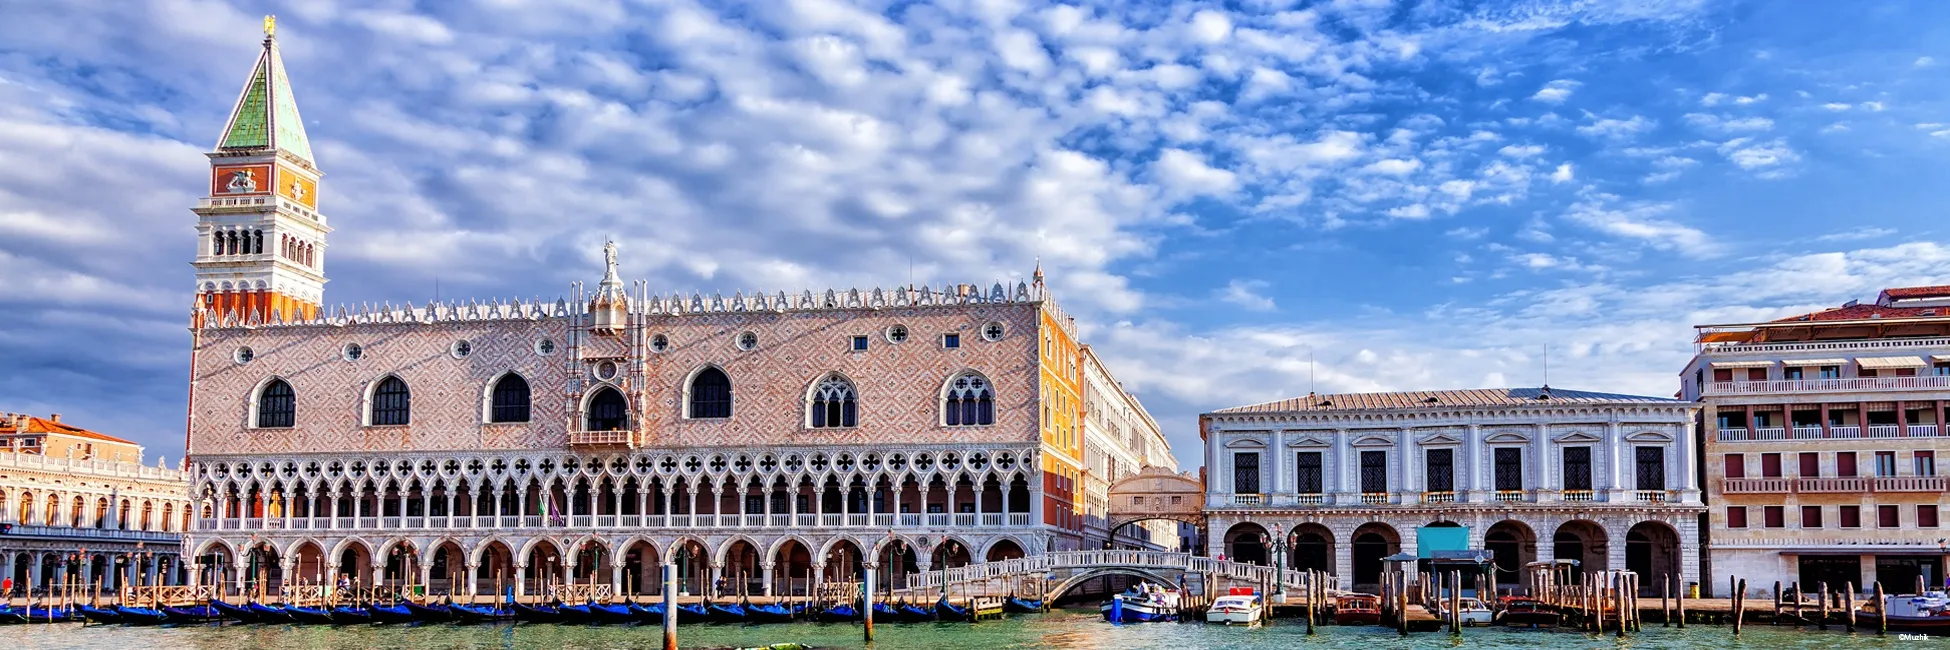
[884,531,906,599]
[1261,532,1297,598]
[674,545,691,597]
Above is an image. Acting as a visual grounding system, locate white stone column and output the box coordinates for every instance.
[1271,430,1287,497]
[1605,421,1625,500]
[1465,423,1483,500]
[465,563,480,597]
[1334,428,1353,503]
[1532,423,1549,499]
[1396,428,1412,501]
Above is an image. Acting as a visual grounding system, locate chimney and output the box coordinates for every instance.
[49,413,60,423]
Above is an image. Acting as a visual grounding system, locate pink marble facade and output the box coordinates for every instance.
[189,303,1041,456]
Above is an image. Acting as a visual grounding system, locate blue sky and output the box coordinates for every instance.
[3,0,1949,469]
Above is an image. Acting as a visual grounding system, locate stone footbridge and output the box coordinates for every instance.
[894,550,1336,602]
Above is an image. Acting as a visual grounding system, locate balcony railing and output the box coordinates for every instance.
[1797,477,1867,493]
[1702,337,1950,354]
[1360,492,1389,505]
[1723,478,1791,494]
[1719,425,1949,442]
[567,430,635,447]
[1633,490,1670,503]
[1231,494,1264,506]
[1563,490,1594,502]
[1296,493,1325,505]
[1008,513,1031,526]
[1422,491,1456,504]
[1494,490,1527,503]
[1704,375,1950,396]
[197,509,1039,533]
[1874,476,1948,492]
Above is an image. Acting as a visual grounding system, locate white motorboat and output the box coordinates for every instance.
[1101,581,1182,623]
[1205,593,1264,625]
[1439,597,1494,627]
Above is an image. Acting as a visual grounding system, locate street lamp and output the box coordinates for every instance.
[884,531,905,599]
[1260,532,1297,597]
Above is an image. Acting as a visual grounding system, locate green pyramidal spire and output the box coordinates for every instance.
[216,20,314,165]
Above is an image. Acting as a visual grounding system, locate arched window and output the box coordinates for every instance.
[489,374,531,423]
[212,233,223,256]
[586,386,628,431]
[370,376,411,426]
[944,372,995,426]
[688,367,732,419]
[257,378,295,428]
[809,375,857,428]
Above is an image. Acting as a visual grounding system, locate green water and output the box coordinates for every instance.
[17,609,1945,649]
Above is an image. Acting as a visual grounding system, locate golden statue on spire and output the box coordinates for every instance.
[263,15,276,37]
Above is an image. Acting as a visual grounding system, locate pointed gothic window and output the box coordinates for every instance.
[370,376,411,426]
[943,372,995,426]
[256,379,295,428]
[489,374,530,423]
[810,375,858,428]
[688,367,732,419]
[586,386,628,431]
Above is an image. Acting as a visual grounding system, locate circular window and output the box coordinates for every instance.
[737,331,758,351]
[451,340,473,359]
[535,338,556,355]
[650,333,670,352]
[594,360,619,381]
[982,321,1005,341]
[885,324,909,344]
[341,343,363,361]
[234,347,255,364]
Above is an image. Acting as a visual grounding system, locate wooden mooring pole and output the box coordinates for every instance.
[1874,581,1887,636]
[1817,582,1829,630]
[1675,575,1686,628]
[1772,580,1782,623]
[1845,581,1857,631]
[1732,578,1746,637]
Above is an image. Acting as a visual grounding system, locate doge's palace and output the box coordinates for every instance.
[183,24,1151,601]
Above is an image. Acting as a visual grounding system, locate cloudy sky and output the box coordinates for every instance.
[3,0,1948,468]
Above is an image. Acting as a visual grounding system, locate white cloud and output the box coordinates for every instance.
[1823,103,1853,111]
[1717,137,1801,173]
[1563,195,1716,257]
[1550,163,1574,184]
[1363,158,1422,175]
[1918,56,1937,67]
[1702,92,1766,106]
[1189,10,1233,44]
[1218,279,1276,311]
[1152,148,1239,196]
[1861,101,1886,112]
[1684,113,1774,132]
[1498,144,1545,158]
[1531,79,1580,104]
[1576,115,1655,139]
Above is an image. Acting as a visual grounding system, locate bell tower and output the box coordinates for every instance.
[192,15,328,322]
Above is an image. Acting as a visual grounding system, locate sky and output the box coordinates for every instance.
[2,0,1949,470]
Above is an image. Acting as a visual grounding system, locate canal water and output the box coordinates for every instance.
[16,608,1940,650]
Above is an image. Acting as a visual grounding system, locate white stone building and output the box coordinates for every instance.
[1200,387,1703,595]
[1683,285,1950,594]
[1079,346,1179,552]
[0,413,192,596]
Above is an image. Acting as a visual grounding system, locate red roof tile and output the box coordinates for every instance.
[1882,285,1950,300]
[1,414,138,445]
[1769,304,1948,323]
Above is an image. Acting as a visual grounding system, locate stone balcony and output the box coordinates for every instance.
[1704,375,1950,397]
[1721,476,1946,494]
[1717,425,1947,442]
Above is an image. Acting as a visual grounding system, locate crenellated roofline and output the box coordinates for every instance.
[193,279,1049,330]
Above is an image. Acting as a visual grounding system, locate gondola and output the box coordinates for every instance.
[369,603,417,624]
[899,603,937,622]
[328,605,373,624]
[707,602,749,624]
[747,602,794,624]
[114,606,169,626]
[590,602,636,625]
[935,597,972,622]
[512,602,562,623]
[816,604,860,623]
[283,604,336,625]
[448,603,516,624]
[77,605,125,625]
[677,602,709,622]
[555,602,596,624]
[401,600,452,623]
[1005,597,1043,614]
[162,604,224,624]
[629,602,664,625]
[248,601,294,622]
[24,606,77,623]
[872,602,900,622]
[208,599,259,623]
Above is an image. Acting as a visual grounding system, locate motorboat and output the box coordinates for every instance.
[1496,597,1559,627]
[1862,591,1950,633]
[1439,597,1494,627]
[1333,594,1381,626]
[1205,593,1264,625]
[1101,581,1181,623]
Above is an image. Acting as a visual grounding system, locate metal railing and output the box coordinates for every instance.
[1705,375,1950,396]
[1719,425,1949,442]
